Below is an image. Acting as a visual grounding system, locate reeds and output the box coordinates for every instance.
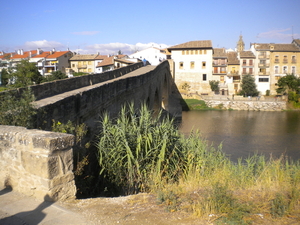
[96,103,300,222]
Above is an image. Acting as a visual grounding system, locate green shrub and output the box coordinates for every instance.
[0,88,36,128]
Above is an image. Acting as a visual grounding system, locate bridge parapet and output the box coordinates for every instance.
[0,62,144,101]
[0,125,76,201]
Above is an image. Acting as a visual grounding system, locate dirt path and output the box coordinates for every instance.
[61,193,203,225]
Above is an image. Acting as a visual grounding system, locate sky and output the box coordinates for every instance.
[1,0,300,55]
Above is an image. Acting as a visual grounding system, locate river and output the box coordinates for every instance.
[179,110,300,161]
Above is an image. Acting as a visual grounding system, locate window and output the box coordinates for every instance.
[275,56,279,63]
[243,68,246,74]
[190,61,195,69]
[191,50,194,55]
[259,78,269,82]
[88,68,92,72]
[283,66,287,74]
[204,50,207,54]
[203,74,207,81]
[202,61,206,68]
[221,67,226,74]
[72,64,75,67]
[199,50,202,54]
[249,68,253,75]
[186,50,189,55]
[182,50,185,55]
[275,66,279,74]
[220,76,224,82]
[88,61,92,65]
[179,62,184,69]
[283,56,288,63]
[214,67,218,73]
[292,66,296,74]
[195,50,198,54]
[249,60,253,66]
[292,56,296,63]
[243,60,246,65]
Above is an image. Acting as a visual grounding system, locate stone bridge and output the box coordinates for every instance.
[33,60,181,133]
[0,61,183,201]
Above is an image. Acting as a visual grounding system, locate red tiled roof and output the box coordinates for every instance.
[96,56,114,67]
[168,40,212,50]
[10,50,37,59]
[46,51,71,59]
[0,52,14,60]
[32,51,51,58]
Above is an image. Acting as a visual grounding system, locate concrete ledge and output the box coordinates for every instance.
[0,126,76,201]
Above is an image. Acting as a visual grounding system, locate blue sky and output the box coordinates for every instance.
[1,0,299,55]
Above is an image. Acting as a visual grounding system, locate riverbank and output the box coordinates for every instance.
[181,97,287,111]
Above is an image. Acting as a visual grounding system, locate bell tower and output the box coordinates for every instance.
[237,35,245,53]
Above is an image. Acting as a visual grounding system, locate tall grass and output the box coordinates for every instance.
[96,103,300,222]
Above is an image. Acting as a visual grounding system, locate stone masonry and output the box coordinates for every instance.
[0,125,76,201]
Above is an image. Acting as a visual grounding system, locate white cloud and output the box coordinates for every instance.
[257,28,300,42]
[23,40,65,51]
[72,31,99,35]
[82,42,170,55]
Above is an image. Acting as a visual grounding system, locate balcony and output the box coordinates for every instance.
[213,62,227,66]
[78,65,87,69]
[45,61,57,67]
[258,63,269,67]
[37,62,44,67]
[229,71,239,75]
[213,70,227,75]
[258,72,270,75]
[258,54,269,59]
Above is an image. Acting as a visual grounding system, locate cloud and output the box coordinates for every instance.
[23,40,65,51]
[82,42,170,55]
[72,31,99,35]
[257,28,300,42]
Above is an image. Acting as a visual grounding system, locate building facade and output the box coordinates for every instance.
[168,40,213,94]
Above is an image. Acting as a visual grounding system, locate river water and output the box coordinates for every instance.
[179,110,300,161]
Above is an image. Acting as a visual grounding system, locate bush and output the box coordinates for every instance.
[0,88,37,128]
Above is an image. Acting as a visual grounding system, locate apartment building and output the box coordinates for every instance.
[212,48,228,94]
[226,51,241,94]
[69,54,99,74]
[168,40,213,94]
[251,42,300,95]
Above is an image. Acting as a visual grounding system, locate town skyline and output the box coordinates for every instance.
[1,0,300,55]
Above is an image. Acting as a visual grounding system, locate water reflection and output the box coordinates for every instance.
[179,111,300,161]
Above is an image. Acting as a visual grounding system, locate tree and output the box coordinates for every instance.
[43,70,67,82]
[240,74,258,96]
[10,60,43,87]
[209,80,220,93]
[276,74,300,94]
[276,74,300,102]
[1,68,10,86]
[0,88,37,128]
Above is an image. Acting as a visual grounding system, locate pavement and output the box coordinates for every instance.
[0,186,89,225]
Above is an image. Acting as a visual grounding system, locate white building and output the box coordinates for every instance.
[168,40,213,94]
[129,47,167,65]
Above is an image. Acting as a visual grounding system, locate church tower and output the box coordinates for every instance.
[237,35,245,53]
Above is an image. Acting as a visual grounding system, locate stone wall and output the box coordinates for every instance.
[0,125,76,201]
[204,100,287,111]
